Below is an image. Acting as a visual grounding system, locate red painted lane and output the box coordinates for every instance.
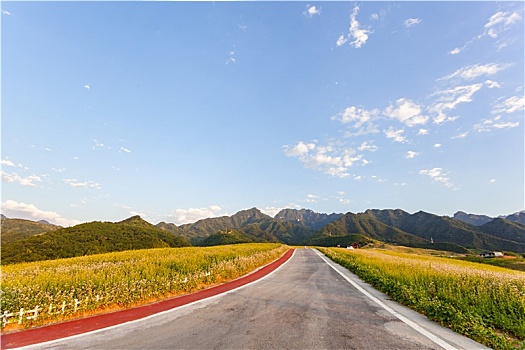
[1,249,294,349]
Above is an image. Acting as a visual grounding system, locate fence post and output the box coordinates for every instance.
[25,306,39,321]
[2,311,14,325]
[18,308,24,324]
[74,299,80,313]
[61,301,66,314]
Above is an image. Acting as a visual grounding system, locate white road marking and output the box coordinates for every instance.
[314,249,458,350]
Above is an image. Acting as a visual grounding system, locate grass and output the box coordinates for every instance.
[319,247,525,350]
[1,243,287,331]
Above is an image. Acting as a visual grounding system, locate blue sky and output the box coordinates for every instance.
[1,1,523,226]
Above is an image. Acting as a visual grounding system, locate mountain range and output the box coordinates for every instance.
[453,210,525,226]
[2,208,524,264]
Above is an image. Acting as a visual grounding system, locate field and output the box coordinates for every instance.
[1,243,287,331]
[319,247,525,350]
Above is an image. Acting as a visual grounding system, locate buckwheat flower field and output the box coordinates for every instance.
[320,248,525,350]
[1,243,287,330]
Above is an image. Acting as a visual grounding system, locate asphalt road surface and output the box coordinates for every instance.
[17,249,487,350]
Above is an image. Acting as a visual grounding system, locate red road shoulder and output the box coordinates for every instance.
[1,249,294,349]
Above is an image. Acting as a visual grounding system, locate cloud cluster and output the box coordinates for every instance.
[167,205,224,225]
[438,63,510,81]
[449,10,522,54]
[419,168,458,189]
[336,4,371,48]
[1,200,80,227]
[305,5,321,18]
[404,18,421,28]
[283,141,369,178]
[63,178,101,189]
[474,116,520,132]
[384,98,428,127]
[492,95,525,114]
[2,171,42,187]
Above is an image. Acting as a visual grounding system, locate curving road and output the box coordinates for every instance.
[12,249,487,350]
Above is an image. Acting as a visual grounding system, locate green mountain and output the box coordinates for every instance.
[5,207,524,262]
[156,221,180,234]
[453,211,493,226]
[503,211,525,225]
[453,210,525,226]
[175,208,313,245]
[366,209,525,253]
[1,217,191,264]
[316,212,429,246]
[274,209,343,230]
[1,216,61,244]
[479,218,525,244]
[198,229,259,246]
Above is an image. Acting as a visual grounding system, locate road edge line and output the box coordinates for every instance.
[313,249,458,350]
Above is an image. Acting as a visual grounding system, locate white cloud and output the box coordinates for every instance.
[406,151,419,159]
[384,127,407,143]
[332,106,380,136]
[283,141,316,157]
[93,139,105,150]
[1,200,80,227]
[283,141,367,178]
[225,51,236,65]
[1,171,42,187]
[84,84,91,90]
[429,83,484,116]
[2,10,12,15]
[305,5,321,17]
[434,143,442,148]
[384,98,428,127]
[1,159,16,167]
[418,129,429,136]
[485,11,522,38]
[438,63,509,81]
[358,141,379,152]
[449,10,522,54]
[337,4,371,48]
[404,18,421,28]
[370,13,379,21]
[492,95,525,114]
[305,194,319,203]
[452,132,469,139]
[474,116,520,132]
[336,191,351,204]
[167,206,224,225]
[432,111,458,125]
[419,168,458,189]
[484,80,501,89]
[63,178,101,189]
[119,147,131,153]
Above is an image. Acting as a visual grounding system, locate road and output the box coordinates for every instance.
[13,249,487,350]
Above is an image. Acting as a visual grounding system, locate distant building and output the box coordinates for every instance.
[346,242,360,249]
[479,251,504,258]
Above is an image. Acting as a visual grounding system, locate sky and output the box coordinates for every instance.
[1,1,524,227]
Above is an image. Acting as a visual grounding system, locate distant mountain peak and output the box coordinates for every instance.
[275,208,343,231]
[453,211,495,226]
[118,215,155,227]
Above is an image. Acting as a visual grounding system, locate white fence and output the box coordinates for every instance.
[1,297,98,327]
